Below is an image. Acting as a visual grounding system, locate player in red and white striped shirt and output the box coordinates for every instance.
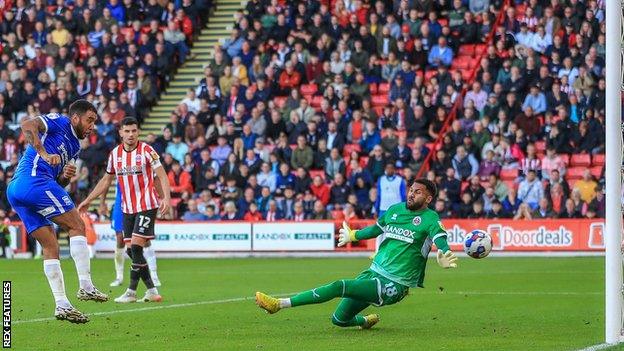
[79,117,171,303]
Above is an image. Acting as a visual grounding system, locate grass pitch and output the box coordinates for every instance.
[1,256,621,351]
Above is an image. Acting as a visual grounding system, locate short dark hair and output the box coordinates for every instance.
[413,178,438,198]
[69,99,97,117]
[121,117,139,127]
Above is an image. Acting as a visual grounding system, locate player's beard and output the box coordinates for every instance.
[406,196,424,211]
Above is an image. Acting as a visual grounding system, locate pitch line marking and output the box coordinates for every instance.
[13,290,601,324]
[575,343,620,351]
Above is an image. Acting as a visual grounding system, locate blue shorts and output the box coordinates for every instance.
[7,176,75,234]
[110,201,123,233]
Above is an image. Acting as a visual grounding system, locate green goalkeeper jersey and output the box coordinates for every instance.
[362,202,448,288]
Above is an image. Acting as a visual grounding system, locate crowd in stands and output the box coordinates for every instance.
[0,0,212,219]
[0,0,609,223]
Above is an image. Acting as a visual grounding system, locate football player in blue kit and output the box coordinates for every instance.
[7,100,108,323]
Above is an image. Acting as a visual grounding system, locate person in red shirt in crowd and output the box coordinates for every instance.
[168,160,194,197]
[309,175,330,205]
[278,61,301,95]
[244,202,264,222]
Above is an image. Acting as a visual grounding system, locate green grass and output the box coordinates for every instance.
[1,257,621,351]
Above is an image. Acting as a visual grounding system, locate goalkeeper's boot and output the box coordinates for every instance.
[359,314,380,330]
[54,306,89,324]
[77,287,109,302]
[255,292,281,314]
[114,290,137,303]
[138,289,162,303]
[109,278,123,287]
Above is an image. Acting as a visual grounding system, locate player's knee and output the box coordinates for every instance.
[331,315,349,327]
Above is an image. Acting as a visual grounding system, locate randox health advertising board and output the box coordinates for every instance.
[252,222,335,251]
[93,222,252,251]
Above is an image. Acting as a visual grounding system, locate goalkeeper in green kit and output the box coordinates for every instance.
[255,178,458,329]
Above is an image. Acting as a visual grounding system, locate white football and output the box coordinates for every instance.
[463,230,493,259]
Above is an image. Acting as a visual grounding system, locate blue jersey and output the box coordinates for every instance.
[13,113,81,181]
[8,113,82,234]
[111,183,124,232]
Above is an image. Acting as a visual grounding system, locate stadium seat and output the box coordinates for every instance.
[565,167,585,180]
[474,44,487,55]
[592,154,605,167]
[300,84,317,95]
[369,83,378,95]
[500,168,519,181]
[570,154,591,167]
[590,166,603,179]
[309,170,325,181]
[378,83,390,94]
[372,94,389,107]
[458,44,476,57]
[274,97,287,109]
[534,141,546,153]
[560,154,570,165]
[343,144,362,157]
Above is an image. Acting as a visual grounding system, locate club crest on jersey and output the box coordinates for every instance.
[390,213,398,221]
[412,216,421,226]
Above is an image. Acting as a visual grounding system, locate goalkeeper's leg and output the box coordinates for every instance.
[331,298,372,328]
[256,278,379,314]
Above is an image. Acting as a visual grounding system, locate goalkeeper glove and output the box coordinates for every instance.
[436,250,458,269]
[338,221,357,247]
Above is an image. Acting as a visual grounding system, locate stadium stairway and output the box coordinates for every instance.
[140,0,242,137]
[97,1,243,210]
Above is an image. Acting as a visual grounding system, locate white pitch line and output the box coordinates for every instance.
[575,343,620,351]
[13,290,602,324]
[14,292,297,325]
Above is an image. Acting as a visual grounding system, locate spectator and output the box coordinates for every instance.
[168,160,194,197]
[264,200,283,221]
[243,202,263,221]
[221,201,241,220]
[291,135,313,170]
[532,197,557,218]
[573,169,598,203]
[452,146,479,181]
[166,135,189,164]
[517,169,543,210]
[325,148,346,181]
[182,200,208,221]
[428,37,453,68]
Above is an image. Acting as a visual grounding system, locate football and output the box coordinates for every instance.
[464,230,493,259]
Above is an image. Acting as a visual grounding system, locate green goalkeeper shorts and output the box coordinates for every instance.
[356,269,409,307]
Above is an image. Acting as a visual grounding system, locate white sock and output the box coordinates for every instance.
[147,287,159,295]
[279,298,292,308]
[69,236,95,292]
[144,246,158,279]
[125,288,136,295]
[114,247,125,280]
[43,259,71,308]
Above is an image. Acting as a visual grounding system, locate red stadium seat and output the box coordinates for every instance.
[560,154,570,165]
[359,156,369,167]
[592,154,605,167]
[458,44,476,57]
[372,94,389,107]
[565,167,585,180]
[311,95,323,108]
[590,166,603,179]
[343,143,362,157]
[534,141,546,153]
[500,168,518,181]
[425,70,437,80]
[300,84,317,95]
[309,170,325,181]
[460,181,469,193]
[274,96,287,109]
[474,44,487,55]
[570,154,591,167]
[373,106,384,116]
[378,83,390,94]
[369,83,378,95]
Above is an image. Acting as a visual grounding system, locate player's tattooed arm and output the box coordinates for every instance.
[21,115,60,165]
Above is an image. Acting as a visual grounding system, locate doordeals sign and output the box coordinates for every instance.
[439,219,605,251]
[252,222,335,251]
[93,223,252,251]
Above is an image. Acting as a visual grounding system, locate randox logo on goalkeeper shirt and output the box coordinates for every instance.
[383,225,415,244]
